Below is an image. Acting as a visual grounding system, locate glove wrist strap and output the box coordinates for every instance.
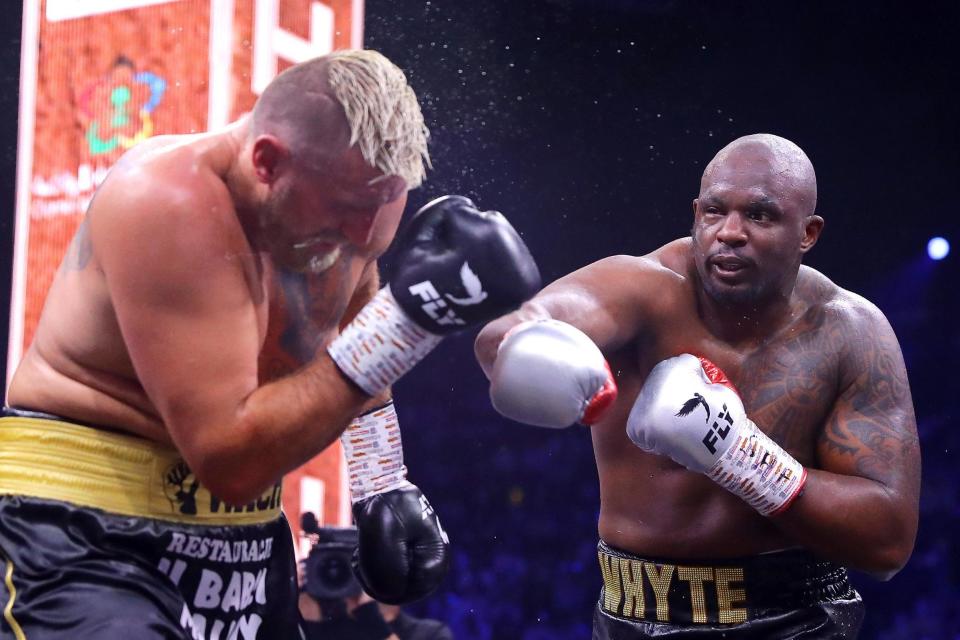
[707,418,807,516]
[328,286,443,396]
[340,402,411,503]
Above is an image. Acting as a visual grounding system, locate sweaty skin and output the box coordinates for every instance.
[476,135,920,579]
[8,114,405,505]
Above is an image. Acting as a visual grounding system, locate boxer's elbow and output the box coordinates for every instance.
[193,456,278,507]
[862,544,912,582]
[180,423,282,506]
[856,510,918,581]
[874,527,917,581]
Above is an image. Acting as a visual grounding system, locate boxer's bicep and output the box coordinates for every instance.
[92,182,260,454]
[528,255,663,352]
[816,306,920,503]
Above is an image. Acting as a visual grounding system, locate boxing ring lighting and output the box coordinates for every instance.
[927,236,950,261]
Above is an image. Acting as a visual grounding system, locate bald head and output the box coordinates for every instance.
[702,134,818,216]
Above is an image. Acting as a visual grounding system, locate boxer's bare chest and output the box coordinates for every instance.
[257,257,364,383]
[637,297,841,464]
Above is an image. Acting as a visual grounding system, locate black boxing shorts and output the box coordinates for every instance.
[593,540,864,639]
[0,409,301,640]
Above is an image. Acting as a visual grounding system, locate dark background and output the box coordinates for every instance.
[364,1,960,638]
[2,1,958,638]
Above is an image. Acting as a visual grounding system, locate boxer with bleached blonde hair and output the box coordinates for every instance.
[0,49,539,638]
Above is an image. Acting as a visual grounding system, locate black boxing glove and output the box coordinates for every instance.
[329,195,541,395]
[339,402,449,605]
[352,485,450,605]
[389,195,541,332]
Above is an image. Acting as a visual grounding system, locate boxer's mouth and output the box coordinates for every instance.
[709,254,752,277]
[304,245,342,274]
[291,238,342,274]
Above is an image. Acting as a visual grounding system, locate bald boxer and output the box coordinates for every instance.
[477,134,919,638]
[1,50,539,639]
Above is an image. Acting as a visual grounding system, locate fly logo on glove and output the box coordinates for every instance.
[675,394,734,455]
[408,280,466,327]
[628,354,807,517]
[407,262,489,326]
[330,194,540,396]
[445,262,488,306]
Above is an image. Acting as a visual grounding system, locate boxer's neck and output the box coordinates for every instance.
[695,281,799,346]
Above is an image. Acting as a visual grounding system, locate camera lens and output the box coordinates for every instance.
[303,527,362,601]
[315,553,352,589]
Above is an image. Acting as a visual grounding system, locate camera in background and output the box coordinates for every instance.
[300,512,361,602]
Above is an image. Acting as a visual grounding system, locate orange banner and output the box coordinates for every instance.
[12,0,364,549]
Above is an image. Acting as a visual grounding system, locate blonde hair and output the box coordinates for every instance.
[325,50,431,189]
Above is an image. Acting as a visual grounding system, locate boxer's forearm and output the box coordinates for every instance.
[191,356,372,504]
[194,264,386,503]
[475,301,551,378]
[770,469,917,580]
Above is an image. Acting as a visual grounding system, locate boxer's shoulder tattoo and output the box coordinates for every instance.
[739,301,838,455]
[738,287,917,490]
[818,301,919,488]
[63,217,92,271]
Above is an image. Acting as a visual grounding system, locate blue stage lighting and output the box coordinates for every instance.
[927,237,950,260]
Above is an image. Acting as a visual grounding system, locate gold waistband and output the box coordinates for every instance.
[598,545,749,625]
[0,416,281,526]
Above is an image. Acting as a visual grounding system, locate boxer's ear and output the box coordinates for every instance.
[800,214,824,253]
[251,135,289,184]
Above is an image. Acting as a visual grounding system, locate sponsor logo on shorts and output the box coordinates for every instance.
[160,533,278,640]
[164,461,201,515]
[162,461,282,518]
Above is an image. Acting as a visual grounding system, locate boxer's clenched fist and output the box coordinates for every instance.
[390,195,541,334]
[352,485,449,605]
[489,319,617,428]
[329,195,541,395]
[627,354,806,516]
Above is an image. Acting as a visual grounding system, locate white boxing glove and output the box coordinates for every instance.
[627,354,807,516]
[489,319,618,428]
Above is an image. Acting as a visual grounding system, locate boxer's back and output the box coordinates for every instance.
[7,131,267,442]
[594,238,850,558]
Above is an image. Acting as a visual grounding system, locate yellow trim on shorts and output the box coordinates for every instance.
[0,416,281,526]
[2,552,26,640]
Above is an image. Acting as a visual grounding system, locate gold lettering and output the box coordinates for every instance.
[597,552,623,614]
[715,567,747,624]
[643,562,674,622]
[621,559,645,619]
[677,566,714,624]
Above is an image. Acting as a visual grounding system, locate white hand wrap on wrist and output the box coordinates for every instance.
[340,402,411,503]
[707,417,807,516]
[328,286,443,396]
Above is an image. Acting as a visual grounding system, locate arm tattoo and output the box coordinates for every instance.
[63,218,92,271]
[819,308,919,488]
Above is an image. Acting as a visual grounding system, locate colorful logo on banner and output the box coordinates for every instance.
[77,56,167,156]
